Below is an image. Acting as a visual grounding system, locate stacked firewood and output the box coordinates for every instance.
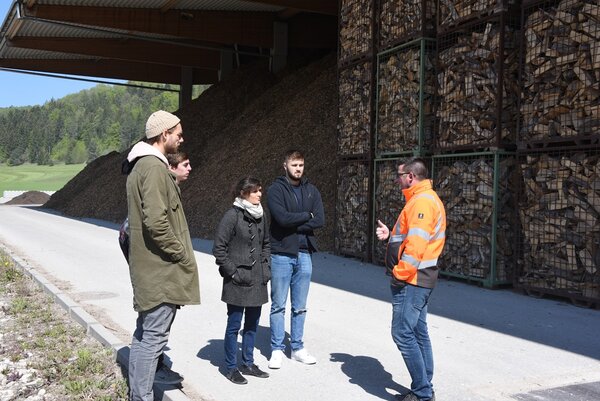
[518,152,600,300]
[377,44,435,154]
[434,156,517,281]
[379,0,435,48]
[339,61,372,156]
[373,160,405,263]
[438,0,512,29]
[336,162,370,257]
[339,0,373,64]
[437,22,520,149]
[520,0,600,143]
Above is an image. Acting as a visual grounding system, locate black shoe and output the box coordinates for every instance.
[239,363,270,378]
[396,392,434,401]
[226,369,248,385]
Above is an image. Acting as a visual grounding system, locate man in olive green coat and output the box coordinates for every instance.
[125,110,200,401]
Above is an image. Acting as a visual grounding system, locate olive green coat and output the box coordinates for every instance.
[126,154,200,312]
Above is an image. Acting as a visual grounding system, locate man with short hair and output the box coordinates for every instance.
[124,110,200,401]
[166,151,192,184]
[267,149,324,369]
[376,158,446,401]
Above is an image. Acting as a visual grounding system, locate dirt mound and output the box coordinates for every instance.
[45,54,338,250]
[5,191,51,205]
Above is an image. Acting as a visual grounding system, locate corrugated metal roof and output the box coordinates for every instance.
[30,0,285,12]
[2,46,93,59]
[17,20,123,38]
[16,18,181,40]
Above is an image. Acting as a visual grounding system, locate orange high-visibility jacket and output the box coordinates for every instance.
[385,179,446,288]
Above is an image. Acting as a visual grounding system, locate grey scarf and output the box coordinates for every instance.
[233,197,263,219]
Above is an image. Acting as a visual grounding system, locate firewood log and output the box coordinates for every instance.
[377,42,435,154]
[520,0,600,143]
[434,155,517,281]
[339,61,372,156]
[373,160,405,263]
[438,0,513,29]
[518,151,599,300]
[437,22,519,149]
[379,0,435,47]
[336,162,370,256]
[340,0,373,63]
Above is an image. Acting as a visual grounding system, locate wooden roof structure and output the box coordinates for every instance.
[0,0,337,93]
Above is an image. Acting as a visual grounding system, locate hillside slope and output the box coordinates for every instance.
[45,55,338,251]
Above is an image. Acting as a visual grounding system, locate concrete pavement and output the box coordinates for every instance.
[0,204,599,401]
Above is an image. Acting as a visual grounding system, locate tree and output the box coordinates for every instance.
[68,140,88,164]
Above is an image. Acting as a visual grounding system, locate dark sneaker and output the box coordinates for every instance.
[239,364,270,378]
[154,365,184,385]
[226,369,248,385]
[396,392,435,401]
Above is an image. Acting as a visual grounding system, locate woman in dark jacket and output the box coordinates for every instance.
[213,176,271,385]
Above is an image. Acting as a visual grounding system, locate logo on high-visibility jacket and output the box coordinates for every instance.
[418,213,424,219]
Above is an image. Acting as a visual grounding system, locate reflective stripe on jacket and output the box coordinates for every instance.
[385,179,446,288]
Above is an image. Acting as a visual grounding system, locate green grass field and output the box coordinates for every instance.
[0,163,86,194]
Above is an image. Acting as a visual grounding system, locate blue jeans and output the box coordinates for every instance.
[129,303,177,401]
[391,284,434,400]
[270,252,312,352]
[225,304,262,371]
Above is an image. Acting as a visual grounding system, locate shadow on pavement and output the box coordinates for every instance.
[28,207,600,361]
[330,353,409,401]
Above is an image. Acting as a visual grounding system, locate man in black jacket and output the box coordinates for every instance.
[267,150,324,369]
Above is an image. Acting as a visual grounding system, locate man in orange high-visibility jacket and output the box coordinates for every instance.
[376,157,446,401]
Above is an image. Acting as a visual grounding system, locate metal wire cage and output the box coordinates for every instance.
[435,14,520,152]
[338,60,373,159]
[376,38,436,157]
[378,0,436,50]
[432,151,519,287]
[339,0,375,66]
[516,147,600,306]
[518,0,600,150]
[438,0,518,33]
[335,159,372,260]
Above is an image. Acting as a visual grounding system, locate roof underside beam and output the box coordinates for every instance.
[27,5,276,48]
[241,0,337,16]
[23,4,336,49]
[0,59,219,84]
[6,37,222,69]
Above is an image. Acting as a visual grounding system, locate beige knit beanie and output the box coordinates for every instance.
[145,110,181,139]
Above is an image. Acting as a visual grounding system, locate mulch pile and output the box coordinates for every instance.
[45,54,338,251]
[5,191,51,205]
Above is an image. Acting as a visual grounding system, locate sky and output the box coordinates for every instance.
[0,2,123,108]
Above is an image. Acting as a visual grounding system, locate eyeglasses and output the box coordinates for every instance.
[397,172,410,177]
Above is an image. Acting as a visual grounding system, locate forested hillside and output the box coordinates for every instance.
[0,83,203,166]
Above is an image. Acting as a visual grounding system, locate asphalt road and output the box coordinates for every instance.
[0,205,599,401]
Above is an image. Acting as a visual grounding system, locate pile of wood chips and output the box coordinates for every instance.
[45,54,338,251]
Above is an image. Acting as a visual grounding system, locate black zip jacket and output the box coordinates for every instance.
[267,176,325,255]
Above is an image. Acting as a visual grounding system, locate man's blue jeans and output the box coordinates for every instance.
[129,303,177,401]
[391,284,434,400]
[270,252,312,352]
[224,304,262,371]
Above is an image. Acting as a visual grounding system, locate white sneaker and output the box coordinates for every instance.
[291,348,317,365]
[268,349,285,369]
